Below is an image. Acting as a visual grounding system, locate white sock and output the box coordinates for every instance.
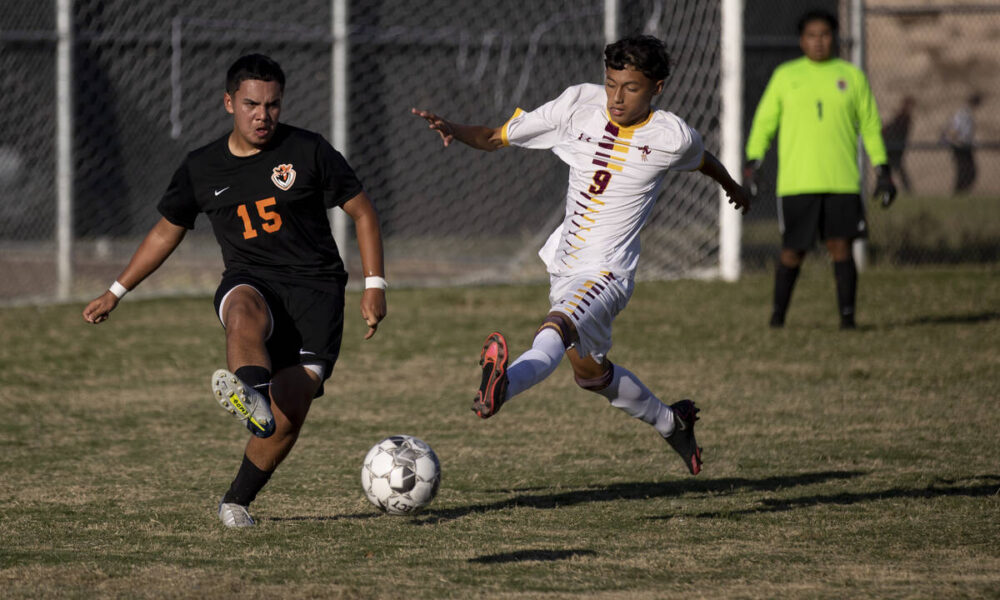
[595,365,676,437]
[506,328,565,399]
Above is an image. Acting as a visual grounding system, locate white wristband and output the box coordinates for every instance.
[109,280,129,299]
[364,276,388,290]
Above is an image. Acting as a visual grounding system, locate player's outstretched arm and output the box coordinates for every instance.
[410,108,504,151]
[697,151,751,214]
[342,191,387,340]
[82,217,187,324]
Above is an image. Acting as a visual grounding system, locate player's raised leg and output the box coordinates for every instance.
[213,283,275,437]
[473,313,573,418]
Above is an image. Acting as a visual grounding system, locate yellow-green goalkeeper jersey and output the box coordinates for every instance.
[745,56,887,196]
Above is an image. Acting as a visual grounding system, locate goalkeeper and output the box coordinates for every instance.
[413,35,750,476]
[744,9,897,329]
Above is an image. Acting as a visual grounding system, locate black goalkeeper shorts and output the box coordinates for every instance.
[778,193,867,250]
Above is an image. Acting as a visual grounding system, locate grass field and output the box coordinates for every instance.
[1,264,998,598]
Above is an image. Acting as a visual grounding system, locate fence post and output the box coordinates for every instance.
[56,0,74,300]
[850,0,868,271]
[330,0,349,259]
[720,0,743,281]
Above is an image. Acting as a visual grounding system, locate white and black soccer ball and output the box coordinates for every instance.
[361,435,441,515]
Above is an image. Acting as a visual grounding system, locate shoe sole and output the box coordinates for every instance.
[667,399,702,475]
[211,369,275,438]
[473,332,509,419]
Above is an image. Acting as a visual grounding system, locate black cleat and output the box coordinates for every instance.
[665,399,702,475]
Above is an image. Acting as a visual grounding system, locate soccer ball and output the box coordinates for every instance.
[361,435,441,515]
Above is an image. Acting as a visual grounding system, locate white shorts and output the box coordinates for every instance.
[548,270,633,363]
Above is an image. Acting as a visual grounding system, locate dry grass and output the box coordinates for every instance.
[1,265,998,598]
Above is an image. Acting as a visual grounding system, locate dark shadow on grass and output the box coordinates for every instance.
[691,475,1000,519]
[268,513,378,523]
[884,311,1000,329]
[404,470,866,525]
[469,549,596,564]
[770,311,999,332]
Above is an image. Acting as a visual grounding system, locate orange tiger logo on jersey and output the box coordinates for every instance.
[271,163,296,191]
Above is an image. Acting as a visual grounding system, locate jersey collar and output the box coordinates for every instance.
[606,109,655,132]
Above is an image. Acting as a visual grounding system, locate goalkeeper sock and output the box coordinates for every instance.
[506,328,565,399]
[772,263,800,326]
[833,259,858,326]
[222,454,274,506]
[594,365,675,438]
[235,365,272,397]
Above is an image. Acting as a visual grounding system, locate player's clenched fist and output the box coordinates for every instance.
[82,292,119,324]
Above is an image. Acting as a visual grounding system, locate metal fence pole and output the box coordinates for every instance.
[850,0,868,270]
[720,0,744,281]
[56,0,74,299]
[330,0,349,259]
[604,0,618,42]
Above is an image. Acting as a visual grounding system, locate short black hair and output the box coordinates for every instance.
[226,54,285,95]
[604,35,671,81]
[798,9,838,35]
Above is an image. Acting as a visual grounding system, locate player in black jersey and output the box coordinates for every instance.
[83,54,387,527]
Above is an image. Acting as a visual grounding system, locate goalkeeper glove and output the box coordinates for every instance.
[874,165,897,209]
[742,159,761,200]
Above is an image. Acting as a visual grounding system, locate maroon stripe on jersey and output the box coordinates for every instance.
[598,141,615,150]
[605,122,620,136]
[592,159,608,167]
[596,152,611,159]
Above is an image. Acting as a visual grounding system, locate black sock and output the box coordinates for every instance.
[235,365,271,396]
[833,259,857,326]
[222,454,274,506]
[772,263,800,325]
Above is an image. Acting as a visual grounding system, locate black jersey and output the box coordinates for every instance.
[158,124,362,286]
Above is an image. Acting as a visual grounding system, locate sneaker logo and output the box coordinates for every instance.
[214,186,231,196]
[271,163,296,191]
[229,393,251,418]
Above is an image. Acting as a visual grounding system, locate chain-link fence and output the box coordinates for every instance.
[1,1,996,305]
[0,0,725,304]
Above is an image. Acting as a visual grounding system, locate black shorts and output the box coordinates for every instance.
[213,272,345,396]
[778,193,867,251]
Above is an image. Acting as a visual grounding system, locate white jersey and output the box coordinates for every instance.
[502,83,705,278]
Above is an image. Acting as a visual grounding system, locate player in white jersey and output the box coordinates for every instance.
[412,35,749,475]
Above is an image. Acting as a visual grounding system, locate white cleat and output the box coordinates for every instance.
[211,369,275,438]
[218,501,255,528]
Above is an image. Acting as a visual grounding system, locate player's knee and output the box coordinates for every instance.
[538,312,576,348]
[225,303,270,336]
[574,364,614,392]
